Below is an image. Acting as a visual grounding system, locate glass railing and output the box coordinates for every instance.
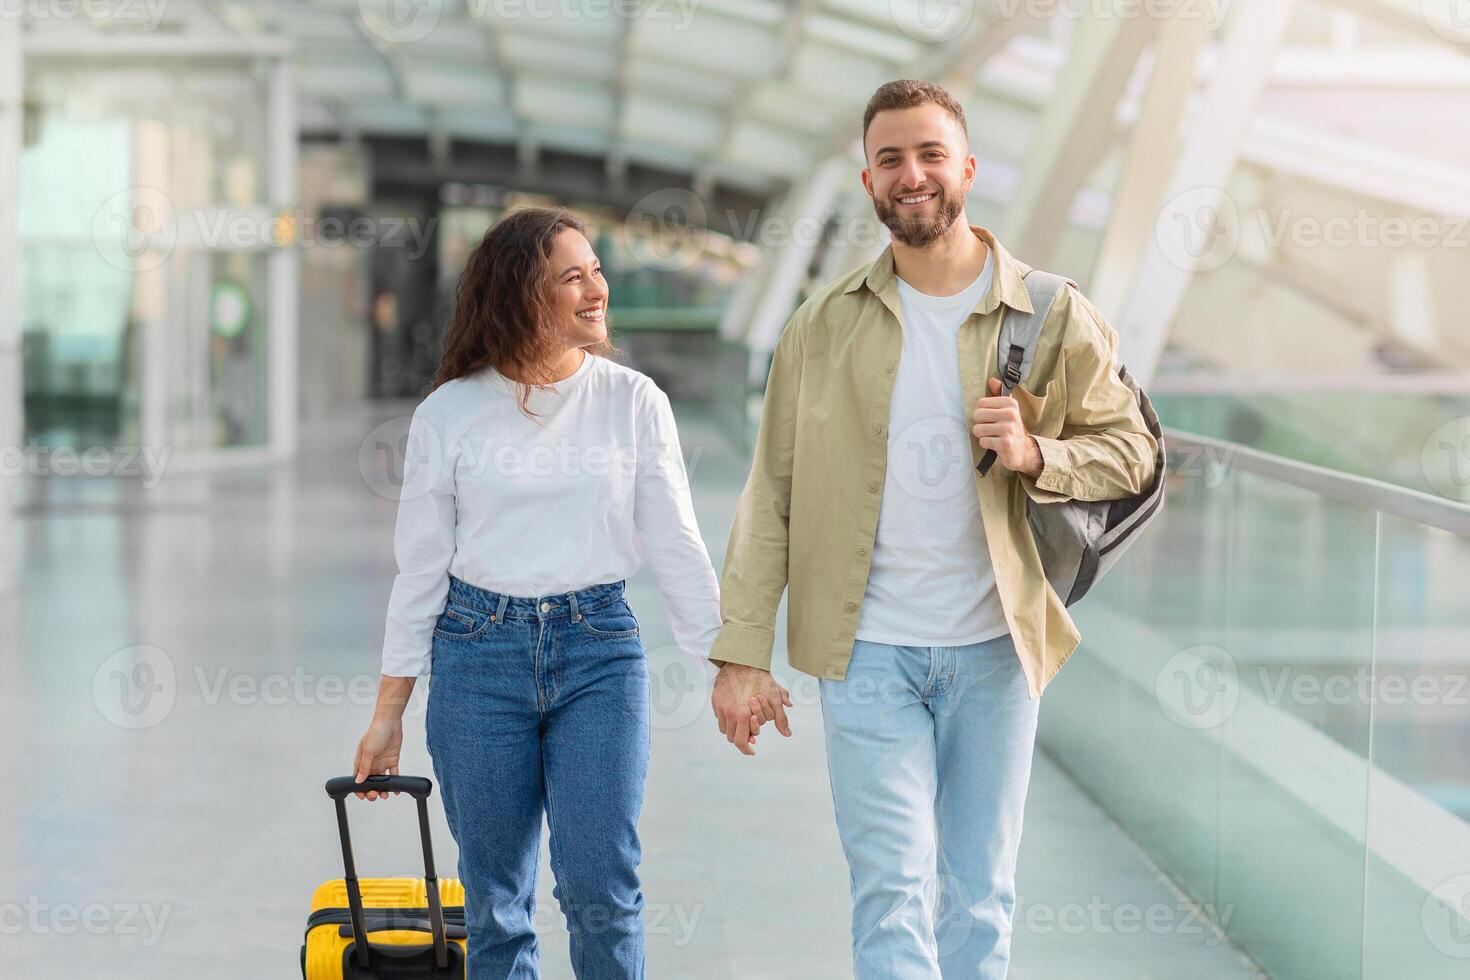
[1152,391,1470,503]
[1038,427,1470,980]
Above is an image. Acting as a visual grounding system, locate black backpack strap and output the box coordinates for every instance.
[977,269,1075,476]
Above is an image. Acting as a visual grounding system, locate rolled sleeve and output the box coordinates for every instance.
[1021,435,1086,504]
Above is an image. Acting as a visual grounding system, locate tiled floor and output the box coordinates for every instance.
[0,397,1265,978]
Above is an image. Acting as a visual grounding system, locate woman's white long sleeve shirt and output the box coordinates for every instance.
[379,352,722,678]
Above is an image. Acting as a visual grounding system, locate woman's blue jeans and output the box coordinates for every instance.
[426,574,649,979]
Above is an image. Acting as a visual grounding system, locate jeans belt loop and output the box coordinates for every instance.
[493,593,509,623]
[568,590,582,622]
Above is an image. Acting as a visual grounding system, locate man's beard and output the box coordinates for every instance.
[872,185,965,247]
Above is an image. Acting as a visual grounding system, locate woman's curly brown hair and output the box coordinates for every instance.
[430,207,615,416]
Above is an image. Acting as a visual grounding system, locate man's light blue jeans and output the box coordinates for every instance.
[819,631,1041,979]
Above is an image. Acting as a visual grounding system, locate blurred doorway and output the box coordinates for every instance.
[19,42,298,472]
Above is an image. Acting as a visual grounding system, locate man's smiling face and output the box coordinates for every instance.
[862,102,975,248]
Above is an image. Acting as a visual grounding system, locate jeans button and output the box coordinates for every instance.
[540,602,550,612]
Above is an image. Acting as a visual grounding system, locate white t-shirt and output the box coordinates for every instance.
[854,248,1011,648]
[379,351,722,677]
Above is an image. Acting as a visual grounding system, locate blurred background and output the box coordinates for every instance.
[2,1,1469,977]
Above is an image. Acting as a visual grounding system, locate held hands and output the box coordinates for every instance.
[711,663,793,756]
[973,377,1045,479]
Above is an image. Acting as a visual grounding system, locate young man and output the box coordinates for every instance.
[707,80,1158,978]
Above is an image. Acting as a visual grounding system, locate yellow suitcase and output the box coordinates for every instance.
[301,775,467,978]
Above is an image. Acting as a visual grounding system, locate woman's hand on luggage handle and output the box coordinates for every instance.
[352,720,403,801]
[352,675,416,801]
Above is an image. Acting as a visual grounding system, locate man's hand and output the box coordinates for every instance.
[711,663,793,756]
[973,377,1044,478]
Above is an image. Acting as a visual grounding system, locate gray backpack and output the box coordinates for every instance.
[976,269,1167,607]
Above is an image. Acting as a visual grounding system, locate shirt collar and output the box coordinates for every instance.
[843,224,1035,316]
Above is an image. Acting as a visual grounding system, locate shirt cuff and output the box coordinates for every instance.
[381,642,431,678]
[697,657,720,685]
[1019,435,1077,504]
[708,622,776,672]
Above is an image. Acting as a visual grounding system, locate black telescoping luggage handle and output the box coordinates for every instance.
[326,775,433,800]
[325,775,450,973]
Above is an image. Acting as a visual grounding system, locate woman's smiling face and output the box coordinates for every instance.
[549,227,609,348]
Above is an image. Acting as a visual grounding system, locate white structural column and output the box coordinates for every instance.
[718,244,773,346]
[0,19,20,595]
[816,184,887,285]
[733,155,847,366]
[1114,0,1301,385]
[1390,253,1441,354]
[1088,12,1210,315]
[812,148,889,286]
[997,11,1157,266]
[267,58,300,461]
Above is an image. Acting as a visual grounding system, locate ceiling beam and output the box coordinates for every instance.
[1089,9,1211,314]
[1114,0,1304,385]
[996,10,1158,264]
[351,17,408,102]
[694,0,822,195]
[815,9,1042,165]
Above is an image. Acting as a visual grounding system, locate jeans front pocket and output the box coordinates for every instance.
[432,602,494,642]
[577,598,641,639]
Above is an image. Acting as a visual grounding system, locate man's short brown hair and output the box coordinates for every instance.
[861,79,968,152]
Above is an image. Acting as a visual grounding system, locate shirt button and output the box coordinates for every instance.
[539,602,550,612]
[844,601,857,613]
[882,364,895,374]
[868,482,879,493]
[857,545,869,556]
[871,423,883,435]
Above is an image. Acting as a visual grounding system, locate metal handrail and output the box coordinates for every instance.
[1165,427,1470,539]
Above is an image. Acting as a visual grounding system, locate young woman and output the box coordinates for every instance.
[351,207,724,978]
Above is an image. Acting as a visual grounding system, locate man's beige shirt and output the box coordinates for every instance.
[708,226,1158,698]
